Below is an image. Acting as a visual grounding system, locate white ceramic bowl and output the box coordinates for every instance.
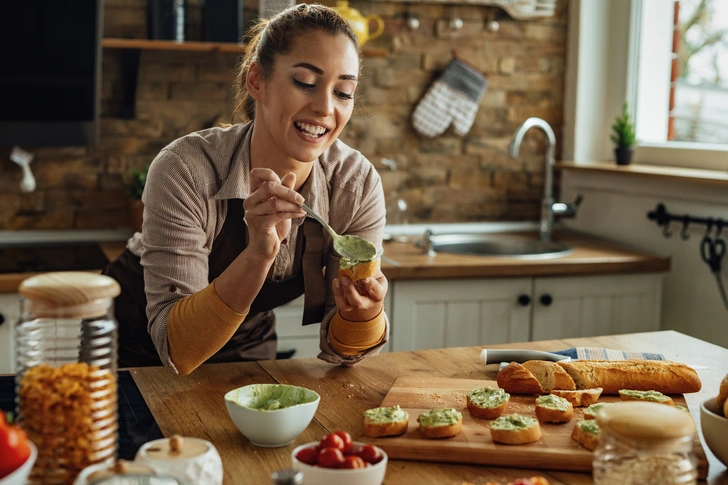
[224,383,320,447]
[700,397,728,467]
[291,441,388,485]
[0,441,37,485]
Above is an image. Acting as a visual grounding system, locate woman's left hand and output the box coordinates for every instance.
[333,270,388,321]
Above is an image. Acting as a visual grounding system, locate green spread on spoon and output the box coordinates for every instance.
[337,236,377,265]
[489,414,538,431]
[468,387,509,408]
[364,405,409,423]
[418,408,461,428]
[620,390,668,402]
[226,384,318,411]
[536,394,570,412]
[576,419,600,435]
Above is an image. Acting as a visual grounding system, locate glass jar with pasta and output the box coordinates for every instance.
[16,272,121,485]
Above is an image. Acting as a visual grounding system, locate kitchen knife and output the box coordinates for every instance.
[480,348,571,365]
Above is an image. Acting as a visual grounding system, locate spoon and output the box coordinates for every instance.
[300,202,377,261]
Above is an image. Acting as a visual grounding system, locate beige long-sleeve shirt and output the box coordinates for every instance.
[133,122,388,371]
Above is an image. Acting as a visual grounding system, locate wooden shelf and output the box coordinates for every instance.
[102,38,388,57]
[557,161,728,187]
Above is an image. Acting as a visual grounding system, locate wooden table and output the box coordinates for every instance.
[130,331,728,484]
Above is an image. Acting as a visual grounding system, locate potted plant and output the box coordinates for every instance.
[610,101,636,165]
[128,167,148,233]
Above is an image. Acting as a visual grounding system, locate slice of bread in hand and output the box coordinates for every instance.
[363,404,409,438]
[571,419,601,451]
[549,388,603,407]
[497,362,544,394]
[467,386,510,419]
[417,408,463,439]
[339,258,378,282]
[489,414,542,445]
[535,395,573,423]
[522,360,576,392]
[618,389,675,406]
[583,402,611,420]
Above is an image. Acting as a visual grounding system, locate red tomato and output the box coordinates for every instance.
[317,447,345,469]
[319,433,345,452]
[333,430,353,454]
[341,455,366,469]
[295,447,318,466]
[355,444,383,464]
[0,414,32,478]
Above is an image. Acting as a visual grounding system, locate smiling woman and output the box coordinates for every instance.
[101,4,389,375]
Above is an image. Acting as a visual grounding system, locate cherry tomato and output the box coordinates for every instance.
[317,447,344,468]
[0,413,31,479]
[355,444,383,464]
[319,433,345,452]
[333,430,353,454]
[341,455,366,469]
[295,447,318,466]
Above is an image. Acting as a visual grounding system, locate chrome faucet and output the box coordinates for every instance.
[508,117,582,242]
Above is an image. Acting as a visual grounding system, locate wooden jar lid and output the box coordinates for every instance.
[596,401,695,440]
[19,272,120,318]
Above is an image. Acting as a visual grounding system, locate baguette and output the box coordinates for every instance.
[363,405,409,438]
[522,360,575,392]
[497,362,544,394]
[417,408,463,439]
[466,386,510,419]
[571,420,600,451]
[549,388,602,407]
[489,414,541,445]
[717,374,728,409]
[583,402,611,420]
[557,360,701,394]
[535,395,573,423]
[618,389,675,406]
[724,398,728,418]
[339,258,379,282]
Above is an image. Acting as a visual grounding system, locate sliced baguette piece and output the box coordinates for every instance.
[723,398,728,418]
[522,360,575,392]
[339,258,379,282]
[535,395,573,423]
[417,408,463,439]
[618,389,675,406]
[363,404,409,438]
[466,386,510,419]
[571,419,600,451]
[557,360,701,394]
[497,362,544,394]
[549,388,603,407]
[489,414,542,445]
[717,374,728,409]
[583,402,611,420]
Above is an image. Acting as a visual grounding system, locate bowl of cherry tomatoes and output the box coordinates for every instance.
[291,431,387,485]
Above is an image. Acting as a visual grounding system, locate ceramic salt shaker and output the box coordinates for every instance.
[135,435,223,485]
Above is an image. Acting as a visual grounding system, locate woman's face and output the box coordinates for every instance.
[253,30,359,164]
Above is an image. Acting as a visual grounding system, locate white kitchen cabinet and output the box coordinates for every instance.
[531,273,662,341]
[275,292,394,359]
[0,293,20,374]
[390,273,663,352]
[390,278,532,352]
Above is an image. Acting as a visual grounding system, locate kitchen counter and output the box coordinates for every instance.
[128,330,727,484]
[0,232,669,292]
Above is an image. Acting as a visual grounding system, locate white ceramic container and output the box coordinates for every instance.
[135,436,223,485]
[291,441,388,485]
[700,397,728,467]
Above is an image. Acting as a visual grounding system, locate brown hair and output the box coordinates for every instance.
[232,4,361,124]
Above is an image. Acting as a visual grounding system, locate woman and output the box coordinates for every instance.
[104,4,388,375]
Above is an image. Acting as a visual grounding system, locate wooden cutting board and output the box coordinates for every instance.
[368,377,708,478]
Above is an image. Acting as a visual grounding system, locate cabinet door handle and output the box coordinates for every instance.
[517,294,531,306]
[539,294,553,306]
[0,313,4,326]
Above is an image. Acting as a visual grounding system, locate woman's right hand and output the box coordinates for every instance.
[243,168,306,261]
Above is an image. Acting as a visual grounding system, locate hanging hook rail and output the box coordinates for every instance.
[647,203,728,239]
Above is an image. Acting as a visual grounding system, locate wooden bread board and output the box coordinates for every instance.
[369,377,708,478]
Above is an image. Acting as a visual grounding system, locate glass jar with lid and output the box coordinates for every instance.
[16,271,121,485]
[593,401,698,485]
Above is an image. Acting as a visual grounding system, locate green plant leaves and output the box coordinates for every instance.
[611,101,636,148]
[129,167,148,200]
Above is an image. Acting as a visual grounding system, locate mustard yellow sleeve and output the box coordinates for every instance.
[168,281,248,374]
[328,310,386,357]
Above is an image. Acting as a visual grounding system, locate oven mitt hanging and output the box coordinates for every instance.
[412,57,488,138]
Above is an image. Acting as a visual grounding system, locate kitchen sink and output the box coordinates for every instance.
[422,233,573,259]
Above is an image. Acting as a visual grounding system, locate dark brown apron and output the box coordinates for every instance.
[103,199,327,368]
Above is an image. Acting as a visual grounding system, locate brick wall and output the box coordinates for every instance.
[0,0,568,230]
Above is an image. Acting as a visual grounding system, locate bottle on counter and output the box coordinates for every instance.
[16,272,121,485]
[593,401,698,485]
[271,469,304,484]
